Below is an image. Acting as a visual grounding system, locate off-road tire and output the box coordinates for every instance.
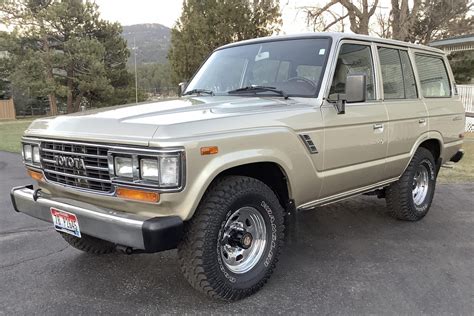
[177,176,285,301]
[386,147,437,221]
[60,233,116,254]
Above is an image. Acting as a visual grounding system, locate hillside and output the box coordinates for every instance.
[122,23,171,65]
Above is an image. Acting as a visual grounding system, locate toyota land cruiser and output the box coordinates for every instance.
[11,33,465,300]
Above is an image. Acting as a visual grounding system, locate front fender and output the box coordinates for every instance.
[157,127,320,220]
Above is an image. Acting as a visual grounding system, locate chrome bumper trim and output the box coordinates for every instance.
[10,185,183,251]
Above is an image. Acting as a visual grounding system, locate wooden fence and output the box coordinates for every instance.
[0,99,16,120]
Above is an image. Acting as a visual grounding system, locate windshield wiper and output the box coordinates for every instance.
[227,85,288,99]
[182,89,214,96]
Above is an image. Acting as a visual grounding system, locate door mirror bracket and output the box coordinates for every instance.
[328,93,346,115]
[178,82,188,97]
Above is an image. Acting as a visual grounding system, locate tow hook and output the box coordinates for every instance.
[32,188,42,201]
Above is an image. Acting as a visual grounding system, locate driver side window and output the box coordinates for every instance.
[329,43,375,101]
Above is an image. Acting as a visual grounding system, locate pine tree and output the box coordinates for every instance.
[0,0,138,114]
[168,0,281,84]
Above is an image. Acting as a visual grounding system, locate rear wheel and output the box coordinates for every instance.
[177,176,285,301]
[386,147,437,221]
[60,233,116,254]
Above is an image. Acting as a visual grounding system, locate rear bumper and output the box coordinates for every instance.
[450,149,464,163]
[10,185,183,252]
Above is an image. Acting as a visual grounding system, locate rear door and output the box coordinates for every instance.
[412,52,465,145]
[376,45,428,178]
[320,41,389,198]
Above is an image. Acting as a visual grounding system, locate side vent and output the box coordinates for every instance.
[300,134,318,154]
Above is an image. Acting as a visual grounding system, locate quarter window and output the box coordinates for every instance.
[330,44,375,101]
[415,54,451,97]
[377,48,417,99]
[400,51,417,99]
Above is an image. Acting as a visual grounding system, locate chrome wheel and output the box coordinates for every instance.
[219,207,267,274]
[412,164,429,206]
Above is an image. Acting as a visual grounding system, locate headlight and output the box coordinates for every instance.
[32,146,40,163]
[140,158,159,181]
[110,150,183,190]
[114,156,133,178]
[22,143,41,166]
[23,144,32,161]
[159,156,179,187]
[139,156,180,187]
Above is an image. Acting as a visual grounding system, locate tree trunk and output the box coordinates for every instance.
[42,36,58,116]
[66,67,74,113]
[72,93,83,113]
[48,94,58,116]
[390,0,421,41]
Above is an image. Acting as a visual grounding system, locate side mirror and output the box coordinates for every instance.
[345,74,366,103]
[178,82,187,96]
[329,74,366,115]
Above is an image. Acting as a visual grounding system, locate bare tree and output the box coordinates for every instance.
[389,0,422,41]
[305,0,379,35]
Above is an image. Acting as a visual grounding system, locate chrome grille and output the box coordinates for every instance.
[40,141,112,193]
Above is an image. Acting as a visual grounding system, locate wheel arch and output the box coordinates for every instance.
[402,132,443,175]
[214,162,292,208]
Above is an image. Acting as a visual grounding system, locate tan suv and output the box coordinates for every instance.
[11,33,465,300]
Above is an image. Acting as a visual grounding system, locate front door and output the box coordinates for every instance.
[320,41,389,198]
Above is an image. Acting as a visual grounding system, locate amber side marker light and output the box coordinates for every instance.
[116,187,160,203]
[201,146,219,155]
[27,169,44,182]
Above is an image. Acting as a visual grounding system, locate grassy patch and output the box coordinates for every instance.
[0,120,33,153]
[437,132,474,183]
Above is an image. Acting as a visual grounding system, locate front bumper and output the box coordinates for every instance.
[10,185,183,252]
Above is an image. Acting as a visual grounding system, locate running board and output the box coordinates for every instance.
[297,177,399,211]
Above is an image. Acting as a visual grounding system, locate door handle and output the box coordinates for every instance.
[373,123,384,130]
[419,119,426,124]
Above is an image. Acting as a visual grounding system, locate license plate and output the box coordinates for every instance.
[50,208,81,238]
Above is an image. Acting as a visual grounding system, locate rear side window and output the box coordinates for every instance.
[378,48,417,100]
[400,51,417,98]
[415,54,451,97]
[378,48,404,99]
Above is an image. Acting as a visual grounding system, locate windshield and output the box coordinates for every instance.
[185,38,331,97]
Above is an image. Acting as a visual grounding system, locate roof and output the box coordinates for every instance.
[218,32,444,54]
[429,34,474,47]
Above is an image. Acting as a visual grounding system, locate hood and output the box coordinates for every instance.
[25,96,311,145]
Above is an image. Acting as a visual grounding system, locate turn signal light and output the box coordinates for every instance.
[27,169,44,182]
[116,187,160,203]
[201,146,218,155]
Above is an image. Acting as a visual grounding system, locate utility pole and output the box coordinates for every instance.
[133,37,138,104]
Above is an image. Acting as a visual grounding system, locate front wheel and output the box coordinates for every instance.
[177,176,285,301]
[386,147,437,221]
